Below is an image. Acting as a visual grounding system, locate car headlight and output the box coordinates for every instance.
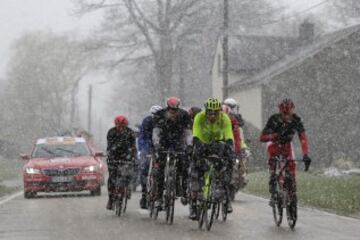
[83,165,98,172]
[25,167,41,174]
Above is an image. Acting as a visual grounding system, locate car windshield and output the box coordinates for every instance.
[32,142,91,158]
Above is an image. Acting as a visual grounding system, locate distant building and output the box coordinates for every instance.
[212,22,360,166]
[212,21,314,129]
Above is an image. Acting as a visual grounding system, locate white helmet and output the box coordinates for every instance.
[150,105,162,115]
[224,98,238,109]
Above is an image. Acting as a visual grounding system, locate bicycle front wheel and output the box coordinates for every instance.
[286,200,297,229]
[166,194,175,225]
[221,199,228,222]
[272,193,283,226]
[115,198,122,217]
[123,187,128,214]
[198,203,208,229]
[215,201,220,220]
[207,202,218,231]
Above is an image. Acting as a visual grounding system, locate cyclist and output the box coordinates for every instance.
[106,115,136,210]
[188,106,202,127]
[222,104,250,197]
[152,97,192,209]
[190,98,235,220]
[221,104,249,158]
[223,98,250,157]
[223,98,244,127]
[138,105,162,209]
[259,98,311,206]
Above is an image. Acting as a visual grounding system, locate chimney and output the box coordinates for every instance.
[299,20,314,45]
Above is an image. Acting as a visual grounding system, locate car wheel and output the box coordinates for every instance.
[24,191,37,199]
[90,186,102,196]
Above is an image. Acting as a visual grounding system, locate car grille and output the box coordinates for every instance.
[42,168,80,176]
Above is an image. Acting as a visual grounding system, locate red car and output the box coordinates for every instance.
[21,137,105,198]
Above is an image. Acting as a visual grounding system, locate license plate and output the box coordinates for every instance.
[52,176,73,183]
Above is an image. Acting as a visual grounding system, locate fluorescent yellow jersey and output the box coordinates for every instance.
[193,111,234,144]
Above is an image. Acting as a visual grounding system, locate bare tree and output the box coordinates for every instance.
[74,0,277,121]
[3,31,93,148]
[75,0,211,100]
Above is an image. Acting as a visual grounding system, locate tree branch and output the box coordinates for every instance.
[124,0,158,58]
[131,0,162,33]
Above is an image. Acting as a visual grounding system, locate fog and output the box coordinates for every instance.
[0,0,345,149]
[0,1,360,239]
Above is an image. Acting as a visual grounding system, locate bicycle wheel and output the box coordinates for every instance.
[207,202,218,231]
[166,178,176,225]
[164,186,170,222]
[165,194,170,223]
[272,192,283,226]
[215,201,220,220]
[286,200,297,229]
[148,185,157,219]
[123,187,128,213]
[168,171,177,224]
[166,194,175,225]
[198,202,207,229]
[115,197,122,217]
[149,197,155,218]
[148,172,158,220]
[221,198,228,222]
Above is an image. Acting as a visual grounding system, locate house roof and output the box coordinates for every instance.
[227,23,360,92]
[229,35,301,72]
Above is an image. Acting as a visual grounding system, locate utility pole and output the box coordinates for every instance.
[222,0,229,100]
[178,45,185,104]
[87,84,92,133]
[98,117,103,148]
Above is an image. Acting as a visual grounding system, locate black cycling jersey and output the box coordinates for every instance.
[262,113,305,143]
[153,108,191,148]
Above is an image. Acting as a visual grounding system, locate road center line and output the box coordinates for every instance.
[0,191,23,206]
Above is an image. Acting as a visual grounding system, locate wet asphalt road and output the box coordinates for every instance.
[0,189,359,240]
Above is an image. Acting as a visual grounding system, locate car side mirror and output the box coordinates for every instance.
[20,154,30,160]
[94,151,104,158]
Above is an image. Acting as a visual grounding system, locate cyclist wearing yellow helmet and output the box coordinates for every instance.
[189,98,235,220]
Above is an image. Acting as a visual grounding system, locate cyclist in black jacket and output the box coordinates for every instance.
[152,97,192,208]
[106,115,136,210]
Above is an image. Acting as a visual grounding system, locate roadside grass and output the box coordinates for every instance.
[244,171,360,216]
[0,185,21,198]
[0,158,23,196]
[0,158,22,181]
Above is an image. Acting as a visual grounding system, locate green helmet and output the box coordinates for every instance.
[204,98,222,111]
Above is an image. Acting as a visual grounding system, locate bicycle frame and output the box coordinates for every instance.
[114,161,133,216]
[115,161,133,190]
[202,160,214,201]
[164,150,179,187]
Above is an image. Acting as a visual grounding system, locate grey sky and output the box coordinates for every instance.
[0,0,102,77]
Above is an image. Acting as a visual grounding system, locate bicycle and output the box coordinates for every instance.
[271,154,303,229]
[229,154,249,201]
[148,149,183,224]
[113,161,134,217]
[163,150,184,225]
[197,153,229,231]
[146,152,159,220]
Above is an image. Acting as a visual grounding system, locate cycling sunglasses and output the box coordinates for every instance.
[206,110,220,116]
